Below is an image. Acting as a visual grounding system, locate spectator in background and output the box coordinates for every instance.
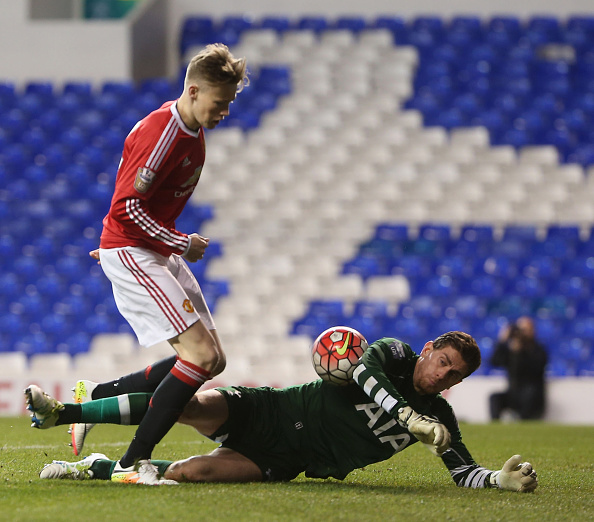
[489,316,548,421]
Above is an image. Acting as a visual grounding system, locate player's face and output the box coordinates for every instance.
[192,82,238,129]
[413,342,468,395]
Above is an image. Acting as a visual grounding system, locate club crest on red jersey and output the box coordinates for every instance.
[134,167,156,193]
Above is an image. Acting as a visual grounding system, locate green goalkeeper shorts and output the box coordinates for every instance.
[212,385,311,482]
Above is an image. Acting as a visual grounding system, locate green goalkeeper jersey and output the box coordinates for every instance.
[216,338,495,487]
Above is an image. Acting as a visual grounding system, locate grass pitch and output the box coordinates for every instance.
[0,418,592,521]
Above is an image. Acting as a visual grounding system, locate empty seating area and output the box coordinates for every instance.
[1,14,594,380]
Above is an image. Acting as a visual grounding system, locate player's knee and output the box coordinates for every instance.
[210,351,226,377]
[197,347,225,374]
[175,337,224,373]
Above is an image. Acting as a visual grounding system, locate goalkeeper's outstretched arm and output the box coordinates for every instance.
[447,447,538,492]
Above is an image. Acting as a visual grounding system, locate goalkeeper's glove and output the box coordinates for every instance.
[489,455,538,492]
[397,406,451,456]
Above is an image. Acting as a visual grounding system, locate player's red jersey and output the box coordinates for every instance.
[100,100,206,257]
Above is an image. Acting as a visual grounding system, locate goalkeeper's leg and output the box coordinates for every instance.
[55,449,262,484]
[165,448,263,483]
[27,388,153,427]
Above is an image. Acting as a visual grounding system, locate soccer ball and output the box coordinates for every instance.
[311,326,369,385]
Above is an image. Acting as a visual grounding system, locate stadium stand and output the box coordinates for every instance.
[1,14,594,382]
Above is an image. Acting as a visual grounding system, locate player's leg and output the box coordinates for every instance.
[25,385,152,428]
[101,250,224,469]
[39,449,261,484]
[164,389,262,482]
[165,448,263,482]
[27,386,223,432]
[90,355,178,398]
[116,320,219,468]
[70,357,178,455]
[88,256,224,399]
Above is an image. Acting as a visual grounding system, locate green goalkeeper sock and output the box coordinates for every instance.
[152,460,174,476]
[58,393,153,425]
[80,393,152,425]
[90,459,117,480]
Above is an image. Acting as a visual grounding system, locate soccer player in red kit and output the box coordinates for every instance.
[64,44,249,484]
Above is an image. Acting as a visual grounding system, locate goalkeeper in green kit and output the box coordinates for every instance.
[25,331,538,491]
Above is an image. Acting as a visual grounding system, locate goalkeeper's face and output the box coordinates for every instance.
[413,343,469,395]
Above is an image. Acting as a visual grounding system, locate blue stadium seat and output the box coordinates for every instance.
[139,77,176,102]
[56,294,94,320]
[566,15,594,33]
[220,15,253,34]
[550,275,591,300]
[57,331,92,355]
[460,274,505,298]
[459,225,494,242]
[347,315,383,343]
[296,16,328,33]
[446,16,483,47]
[306,300,347,324]
[12,255,43,282]
[448,240,491,264]
[0,272,22,300]
[415,275,458,297]
[291,315,332,339]
[389,255,434,279]
[520,256,561,279]
[434,255,472,278]
[400,295,441,319]
[451,295,487,319]
[482,255,519,278]
[24,81,54,101]
[507,275,548,298]
[35,273,66,300]
[564,256,594,279]
[180,16,216,54]
[332,16,367,33]
[577,234,594,256]
[41,312,72,339]
[341,256,385,280]
[0,81,16,106]
[535,296,574,319]
[487,16,521,37]
[388,316,428,343]
[353,300,390,319]
[502,225,538,242]
[258,16,291,33]
[84,313,115,335]
[418,223,452,242]
[15,332,54,356]
[63,81,93,98]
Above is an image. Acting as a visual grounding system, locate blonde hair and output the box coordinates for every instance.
[185,43,249,92]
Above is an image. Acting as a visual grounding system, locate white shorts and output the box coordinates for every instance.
[99,247,215,347]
